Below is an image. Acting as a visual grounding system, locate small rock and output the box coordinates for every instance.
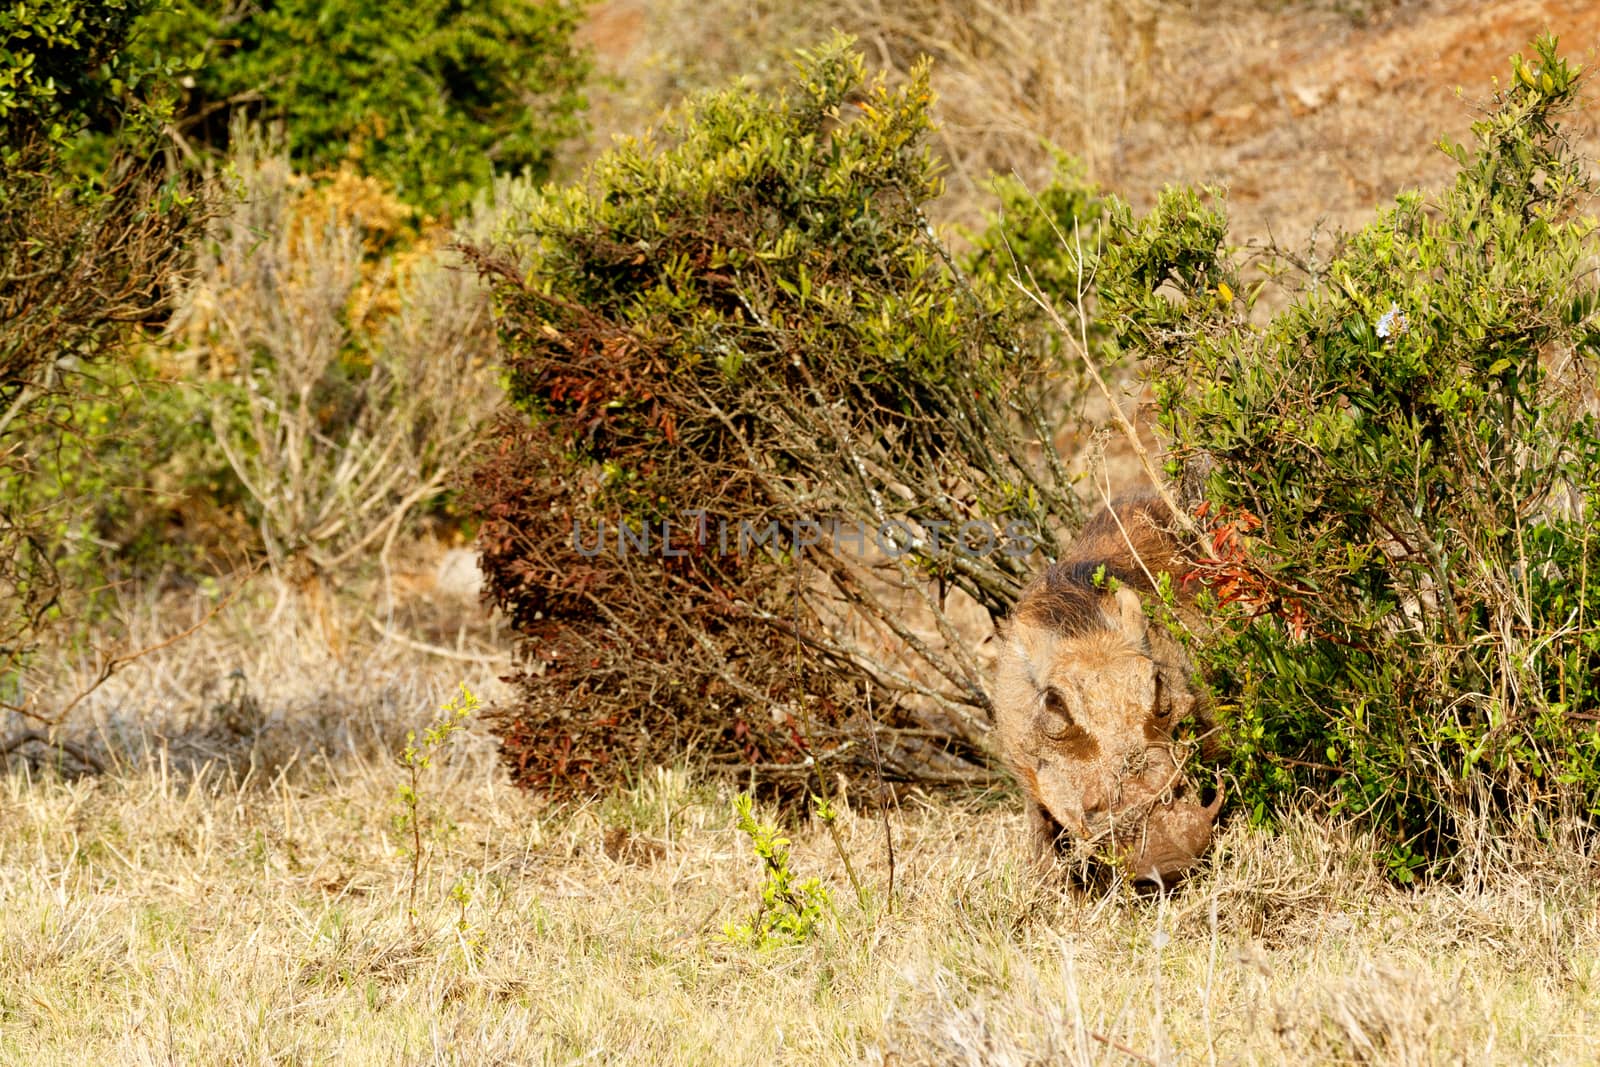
[433,547,483,600]
[1290,82,1326,114]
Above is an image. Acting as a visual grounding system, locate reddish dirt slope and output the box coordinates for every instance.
[579,0,1600,243]
[1122,0,1600,241]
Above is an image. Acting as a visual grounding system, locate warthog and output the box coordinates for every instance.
[993,496,1221,884]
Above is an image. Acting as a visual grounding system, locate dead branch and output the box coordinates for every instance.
[0,730,105,774]
[1,562,261,728]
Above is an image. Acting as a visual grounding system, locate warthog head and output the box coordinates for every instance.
[994,578,1221,885]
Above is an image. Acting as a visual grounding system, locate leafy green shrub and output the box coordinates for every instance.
[468,36,1089,797]
[0,0,180,157]
[0,350,237,604]
[133,0,591,211]
[960,151,1108,413]
[962,150,1104,316]
[575,0,1162,227]
[1103,35,1600,876]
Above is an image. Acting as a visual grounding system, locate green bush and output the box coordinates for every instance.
[1102,35,1600,876]
[962,149,1104,318]
[133,0,591,211]
[0,351,231,603]
[0,0,179,157]
[959,151,1109,421]
[469,35,1089,796]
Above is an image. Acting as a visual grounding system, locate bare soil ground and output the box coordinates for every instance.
[1121,0,1600,241]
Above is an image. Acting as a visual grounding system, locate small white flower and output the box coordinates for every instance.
[1375,302,1407,340]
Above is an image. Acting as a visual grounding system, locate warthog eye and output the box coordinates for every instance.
[1040,687,1074,738]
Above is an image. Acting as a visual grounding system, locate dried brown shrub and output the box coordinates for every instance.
[468,41,1093,797]
[167,128,505,583]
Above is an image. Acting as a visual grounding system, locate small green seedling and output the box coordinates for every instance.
[723,793,835,949]
[394,682,479,929]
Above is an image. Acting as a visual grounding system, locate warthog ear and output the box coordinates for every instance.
[1102,585,1149,645]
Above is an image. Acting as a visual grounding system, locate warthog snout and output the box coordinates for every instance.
[1111,778,1224,884]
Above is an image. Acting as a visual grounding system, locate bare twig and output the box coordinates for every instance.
[1010,248,1198,540]
[1,562,262,727]
[864,691,897,908]
[0,729,105,773]
[1086,1029,1158,1066]
[364,616,510,665]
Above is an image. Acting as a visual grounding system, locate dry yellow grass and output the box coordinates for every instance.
[4,752,1598,1063]
[3,579,1597,1064]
